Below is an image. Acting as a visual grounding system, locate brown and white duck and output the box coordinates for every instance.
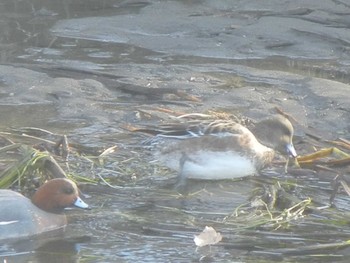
[148,114,297,180]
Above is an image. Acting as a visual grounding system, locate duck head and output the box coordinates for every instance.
[31,178,89,213]
[252,115,297,158]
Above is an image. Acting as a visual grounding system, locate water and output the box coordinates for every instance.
[1,0,350,262]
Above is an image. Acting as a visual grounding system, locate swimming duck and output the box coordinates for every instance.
[150,114,297,180]
[0,178,88,240]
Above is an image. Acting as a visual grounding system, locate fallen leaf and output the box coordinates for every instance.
[194,226,222,247]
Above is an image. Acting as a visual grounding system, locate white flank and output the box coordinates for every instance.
[165,151,256,180]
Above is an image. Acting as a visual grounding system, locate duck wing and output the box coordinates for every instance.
[152,113,246,139]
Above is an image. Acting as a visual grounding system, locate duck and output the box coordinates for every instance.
[0,178,89,240]
[146,114,297,180]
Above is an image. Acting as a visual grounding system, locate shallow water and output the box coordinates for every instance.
[1,0,350,262]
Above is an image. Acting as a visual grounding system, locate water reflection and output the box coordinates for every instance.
[1,236,90,263]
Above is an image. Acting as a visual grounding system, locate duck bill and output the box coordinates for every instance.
[74,197,89,209]
[286,143,297,158]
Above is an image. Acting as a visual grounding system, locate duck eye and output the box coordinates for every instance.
[62,186,74,195]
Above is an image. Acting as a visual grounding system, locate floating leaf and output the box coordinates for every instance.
[194,226,222,247]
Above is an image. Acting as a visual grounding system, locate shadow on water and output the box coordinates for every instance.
[1,0,350,262]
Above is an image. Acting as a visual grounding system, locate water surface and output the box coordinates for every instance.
[1,0,350,262]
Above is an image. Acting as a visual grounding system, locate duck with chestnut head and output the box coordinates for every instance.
[0,178,88,240]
